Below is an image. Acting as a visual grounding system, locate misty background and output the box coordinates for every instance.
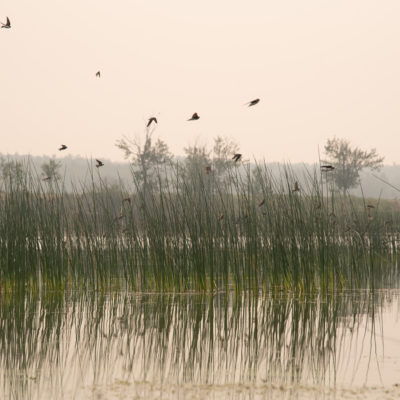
[2,152,400,199]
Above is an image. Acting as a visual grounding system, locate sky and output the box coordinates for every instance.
[1,0,400,164]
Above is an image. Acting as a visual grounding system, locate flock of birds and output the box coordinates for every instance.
[2,15,260,178]
[55,96,255,173]
[2,16,334,192]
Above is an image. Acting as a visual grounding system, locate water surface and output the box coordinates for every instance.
[2,289,400,399]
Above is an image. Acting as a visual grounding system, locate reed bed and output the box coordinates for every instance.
[0,162,399,293]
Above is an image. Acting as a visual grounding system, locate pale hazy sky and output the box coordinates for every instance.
[1,1,400,163]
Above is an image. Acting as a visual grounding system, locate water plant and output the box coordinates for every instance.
[0,160,398,293]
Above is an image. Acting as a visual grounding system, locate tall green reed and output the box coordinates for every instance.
[0,160,398,293]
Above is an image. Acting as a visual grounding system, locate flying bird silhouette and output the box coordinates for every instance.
[188,113,200,121]
[320,165,335,172]
[232,153,242,163]
[96,159,104,168]
[245,98,260,107]
[147,117,157,127]
[1,17,11,29]
[96,71,101,78]
[58,144,67,151]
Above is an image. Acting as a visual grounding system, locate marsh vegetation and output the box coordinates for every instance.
[0,158,399,293]
[1,152,400,399]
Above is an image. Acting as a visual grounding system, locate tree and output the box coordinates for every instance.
[41,159,62,182]
[183,136,240,180]
[116,130,173,193]
[0,158,25,187]
[323,138,384,196]
[212,136,240,178]
[182,137,241,200]
[183,143,211,176]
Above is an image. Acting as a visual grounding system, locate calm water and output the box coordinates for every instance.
[1,289,400,399]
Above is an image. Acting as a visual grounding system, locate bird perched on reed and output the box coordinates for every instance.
[188,113,200,121]
[147,117,157,127]
[245,98,260,107]
[293,181,300,192]
[58,144,67,151]
[96,159,104,168]
[232,153,242,163]
[95,71,101,78]
[1,17,11,29]
[205,165,212,174]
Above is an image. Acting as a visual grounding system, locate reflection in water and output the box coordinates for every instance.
[0,290,398,399]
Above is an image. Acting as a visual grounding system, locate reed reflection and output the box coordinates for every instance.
[0,289,391,399]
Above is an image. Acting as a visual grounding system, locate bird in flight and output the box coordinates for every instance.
[245,98,260,107]
[96,159,104,168]
[1,17,11,29]
[320,165,335,172]
[147,117,157,127]
[232,153,242,163]
[58,144,67,151]
[187,113,200,121]
[96,71,101,78]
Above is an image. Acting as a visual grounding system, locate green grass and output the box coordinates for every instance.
[0,162,399,293]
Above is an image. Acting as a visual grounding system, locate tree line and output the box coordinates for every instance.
[0,134,388,198]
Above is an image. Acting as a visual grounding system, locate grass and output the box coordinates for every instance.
[0,161,399,293]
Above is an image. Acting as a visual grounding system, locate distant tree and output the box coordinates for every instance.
[183,143,211,175]
[41,159,62,181]
[212,136,240,178]
[323,138,384,196]
[0,158,25,187]
[182,137,241,200]
[183,136,240,179]
[116,130,173,193]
